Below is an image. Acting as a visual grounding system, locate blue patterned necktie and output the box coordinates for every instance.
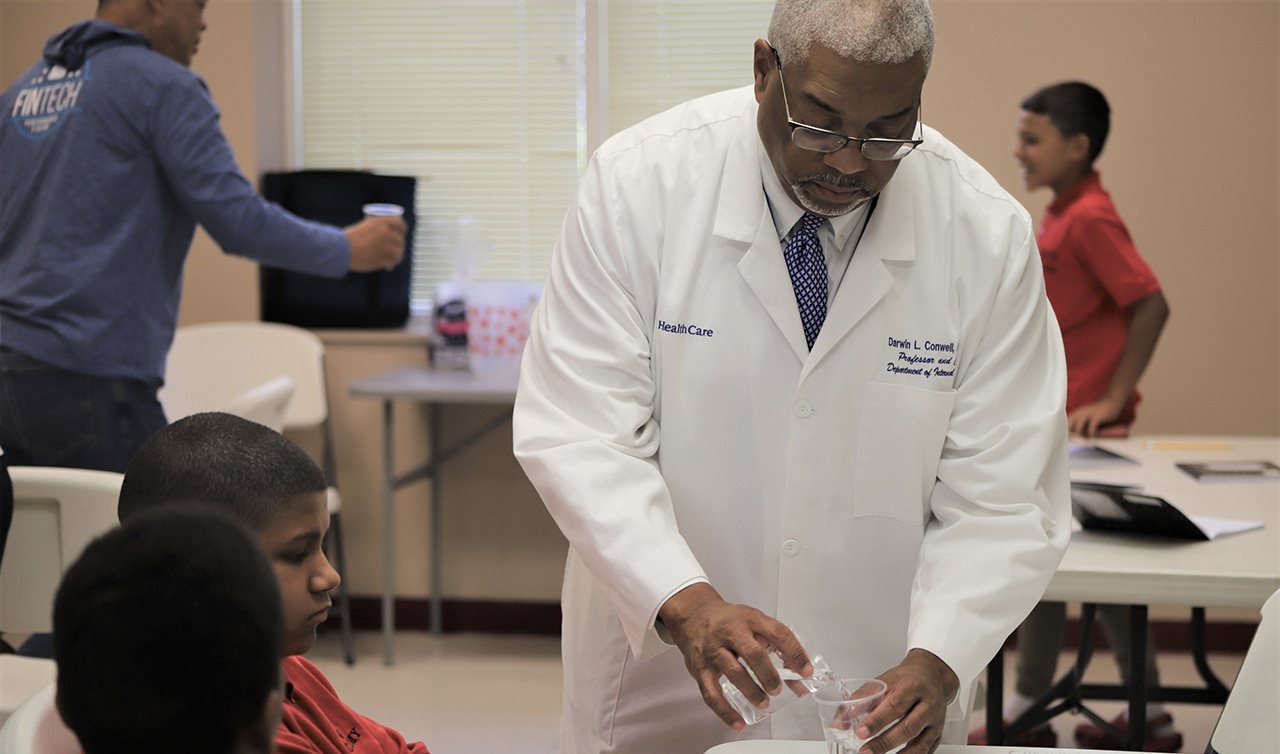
[784,213,828,351]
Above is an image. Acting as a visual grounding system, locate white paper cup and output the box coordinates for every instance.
[362,203,404,218]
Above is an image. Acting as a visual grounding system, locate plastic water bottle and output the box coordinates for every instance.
[719,640,844,725]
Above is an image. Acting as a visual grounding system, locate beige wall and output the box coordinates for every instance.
[1,2,89,79]
[927,0,1280,436]
[4,0,1280,606]
[180,0,263,325]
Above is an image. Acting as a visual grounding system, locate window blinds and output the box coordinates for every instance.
[298,1,777,308]
[606,1,775,136]
[299,1,582,308]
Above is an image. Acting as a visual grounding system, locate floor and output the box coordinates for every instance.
[308,628,1245,753]
[308,629,564,754]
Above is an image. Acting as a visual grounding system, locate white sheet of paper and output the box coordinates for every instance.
[1187,515,1265,540]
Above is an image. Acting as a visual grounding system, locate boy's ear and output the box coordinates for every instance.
[1066,132,1092,165]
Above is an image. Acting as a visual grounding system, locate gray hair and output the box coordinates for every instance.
[769,0,935,73]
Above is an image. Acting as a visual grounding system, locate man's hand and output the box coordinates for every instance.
[345,216,407,272]
[1068,397,1125,438]
[855,649,958,754]
[658,583,811,731]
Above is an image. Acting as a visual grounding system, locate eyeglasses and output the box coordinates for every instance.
[771,46,923,161]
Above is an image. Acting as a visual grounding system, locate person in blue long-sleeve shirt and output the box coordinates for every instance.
[0,0,407,476]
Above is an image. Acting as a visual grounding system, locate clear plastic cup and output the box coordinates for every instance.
[814,679,888,754]
[362,203,404,218]
[718,632,840,725]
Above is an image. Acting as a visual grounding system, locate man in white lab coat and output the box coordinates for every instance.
[513,1,1071,753]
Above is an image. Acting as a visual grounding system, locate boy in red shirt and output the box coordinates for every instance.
[970,82,1175,751]
[118,412,431,754]
[1018,82,1170,438]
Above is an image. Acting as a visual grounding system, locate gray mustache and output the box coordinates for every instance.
[797,173,872,192]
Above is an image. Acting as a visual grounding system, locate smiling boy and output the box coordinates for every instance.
[117,412,429,754]
[1014,81,1169,438]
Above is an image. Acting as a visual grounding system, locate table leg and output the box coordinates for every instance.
[382,399,396,666]
[1128,604,1148,751]
[429,401,443,636]
[1191,607,1230,700]
[986,643,1004,745]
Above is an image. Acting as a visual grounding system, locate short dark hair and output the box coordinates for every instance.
[54,506,283,754]
[119,412,327,529]
[1021,81,1111,163]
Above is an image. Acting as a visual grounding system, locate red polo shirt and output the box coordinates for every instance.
[277,656,430,754]
[1038,171,1161,429]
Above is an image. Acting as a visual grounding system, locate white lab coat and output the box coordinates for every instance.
[514,86,1070,754]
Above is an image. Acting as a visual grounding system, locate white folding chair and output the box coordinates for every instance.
[0,660,55,732]
[159,325,302,433]
[159,322,354,663]
[0,468,121,725]
[224,375,296,433]
[1207,588,1280,753]
[0,685,78,754]
[0,467,122,632]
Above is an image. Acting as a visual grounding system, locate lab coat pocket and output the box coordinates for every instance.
[853,382,956,524]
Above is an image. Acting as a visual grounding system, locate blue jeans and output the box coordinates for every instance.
[0,346,167,473]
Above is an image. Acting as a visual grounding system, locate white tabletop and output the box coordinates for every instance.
[1046,435,1280,609]
[348,365,519,403]
[705,742,1121,753]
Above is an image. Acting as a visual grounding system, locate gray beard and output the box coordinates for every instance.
[790,174,873,217]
